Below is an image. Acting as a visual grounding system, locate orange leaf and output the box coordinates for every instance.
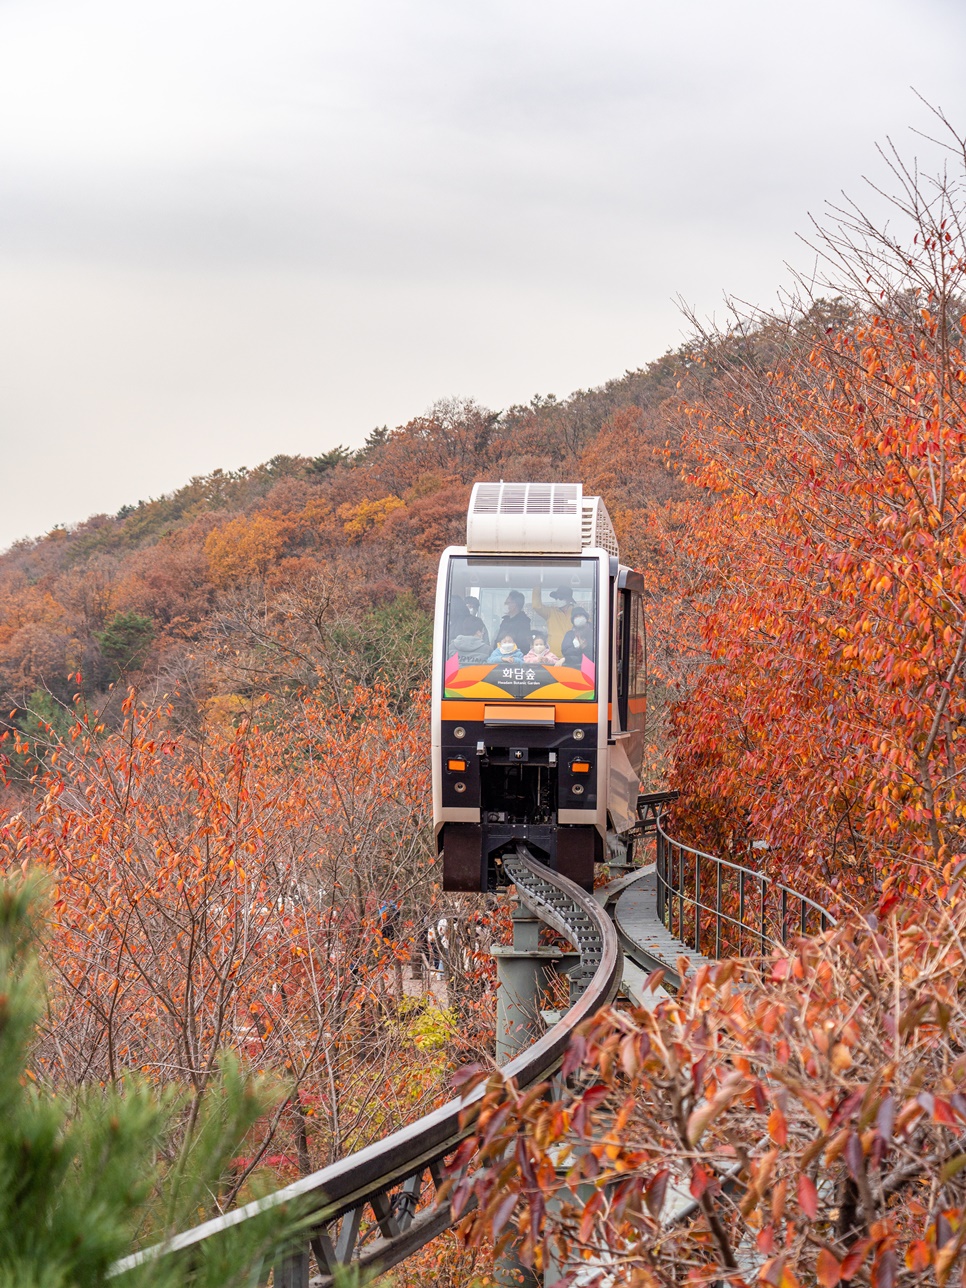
[817,1249,841,1288]
[768,1107,788,1146]
[904,1241,931,1273]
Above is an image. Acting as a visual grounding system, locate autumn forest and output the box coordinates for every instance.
[4,128,966,1287]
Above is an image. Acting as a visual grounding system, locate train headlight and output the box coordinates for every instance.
[454,726,466,739]
[572,728,585,741]
[572,784,585,796]
[454,781,467,793]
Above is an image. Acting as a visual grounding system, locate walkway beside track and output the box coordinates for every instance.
[611,866,713,992]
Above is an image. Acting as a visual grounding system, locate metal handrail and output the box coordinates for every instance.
[655,813,834,959]
[111,847,622,1286]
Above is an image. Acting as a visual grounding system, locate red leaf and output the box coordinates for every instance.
[492,1192,517,1240]
[768,1107,788,1146]
[798,1174,819,1220]
[876,1095,894,1144]
[451,1062,486,1090]
[845,1132,865,1181]
[690,1163,709,1199]
[904,1240,931,1272]
[932,1097,958,1127]
[840,1239,871,1281]
[580,1083,611,1113]
[451,1179,472,1219]
[872,1248,896,1288]
[758,1225,777,1255]
[645,1167,670,1218]
[561,1034,587,1079]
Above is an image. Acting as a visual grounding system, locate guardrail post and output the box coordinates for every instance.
[678,845,685,942]
[695,854,701,956]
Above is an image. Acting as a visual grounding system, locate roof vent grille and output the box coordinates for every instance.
[581,497,619,557]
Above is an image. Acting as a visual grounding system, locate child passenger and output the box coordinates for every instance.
[523,634,561,666]
[487,634,525,663]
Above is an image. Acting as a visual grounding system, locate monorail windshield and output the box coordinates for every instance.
[444,556,598,702]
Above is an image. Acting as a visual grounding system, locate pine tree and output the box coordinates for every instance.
[0,881,308,1286]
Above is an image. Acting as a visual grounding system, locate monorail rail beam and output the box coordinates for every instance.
[111,845,621,1287]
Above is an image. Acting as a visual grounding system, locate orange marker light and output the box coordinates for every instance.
[571,761,590,773]
[447,759,467,772]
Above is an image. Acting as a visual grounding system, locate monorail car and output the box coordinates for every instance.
[433,482,646,892]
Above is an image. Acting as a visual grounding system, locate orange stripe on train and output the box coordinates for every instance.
[440,700,598,724]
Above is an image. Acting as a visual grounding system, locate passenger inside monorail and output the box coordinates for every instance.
[523,633,561,666]
[443,556,598,701]
[450,618,490,664]
[461,596,489,645]
[487,633,526,663]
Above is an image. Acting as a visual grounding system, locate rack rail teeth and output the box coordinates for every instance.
[503,851,606,1002]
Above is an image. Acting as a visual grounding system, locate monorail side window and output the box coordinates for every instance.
[444,557,598,702]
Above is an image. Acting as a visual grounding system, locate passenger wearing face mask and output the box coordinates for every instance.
[563,624,595,669]
[531,586,576,657]
[560,606,592,665]
[495,590,533,654]
[523,633,561,666]
[487,633,526,664]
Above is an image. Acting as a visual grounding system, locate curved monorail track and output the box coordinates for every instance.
[112,844,621,1286]
[113,802,833,1285]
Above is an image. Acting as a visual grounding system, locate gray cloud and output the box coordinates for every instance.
[1,0,965,548]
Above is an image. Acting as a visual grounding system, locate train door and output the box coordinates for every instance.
[616,569,646,775]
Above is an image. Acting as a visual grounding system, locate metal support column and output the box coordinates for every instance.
[491,903,568,1066]
[490,901,557,1288]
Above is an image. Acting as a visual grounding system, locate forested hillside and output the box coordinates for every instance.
[0,358,686,744]
[0,333,705,1278]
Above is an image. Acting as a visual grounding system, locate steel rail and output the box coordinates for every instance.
[111,844,622,1287]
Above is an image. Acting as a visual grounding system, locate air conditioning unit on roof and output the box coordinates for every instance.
[465,482,619,557]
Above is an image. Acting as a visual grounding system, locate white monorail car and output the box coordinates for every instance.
[432,482,646,892]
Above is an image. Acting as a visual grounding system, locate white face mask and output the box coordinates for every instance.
[499,640,517,654]
[573,617,588,629]
[532,641,547,654]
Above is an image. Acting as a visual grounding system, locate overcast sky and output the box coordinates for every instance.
[1,0,965,550]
